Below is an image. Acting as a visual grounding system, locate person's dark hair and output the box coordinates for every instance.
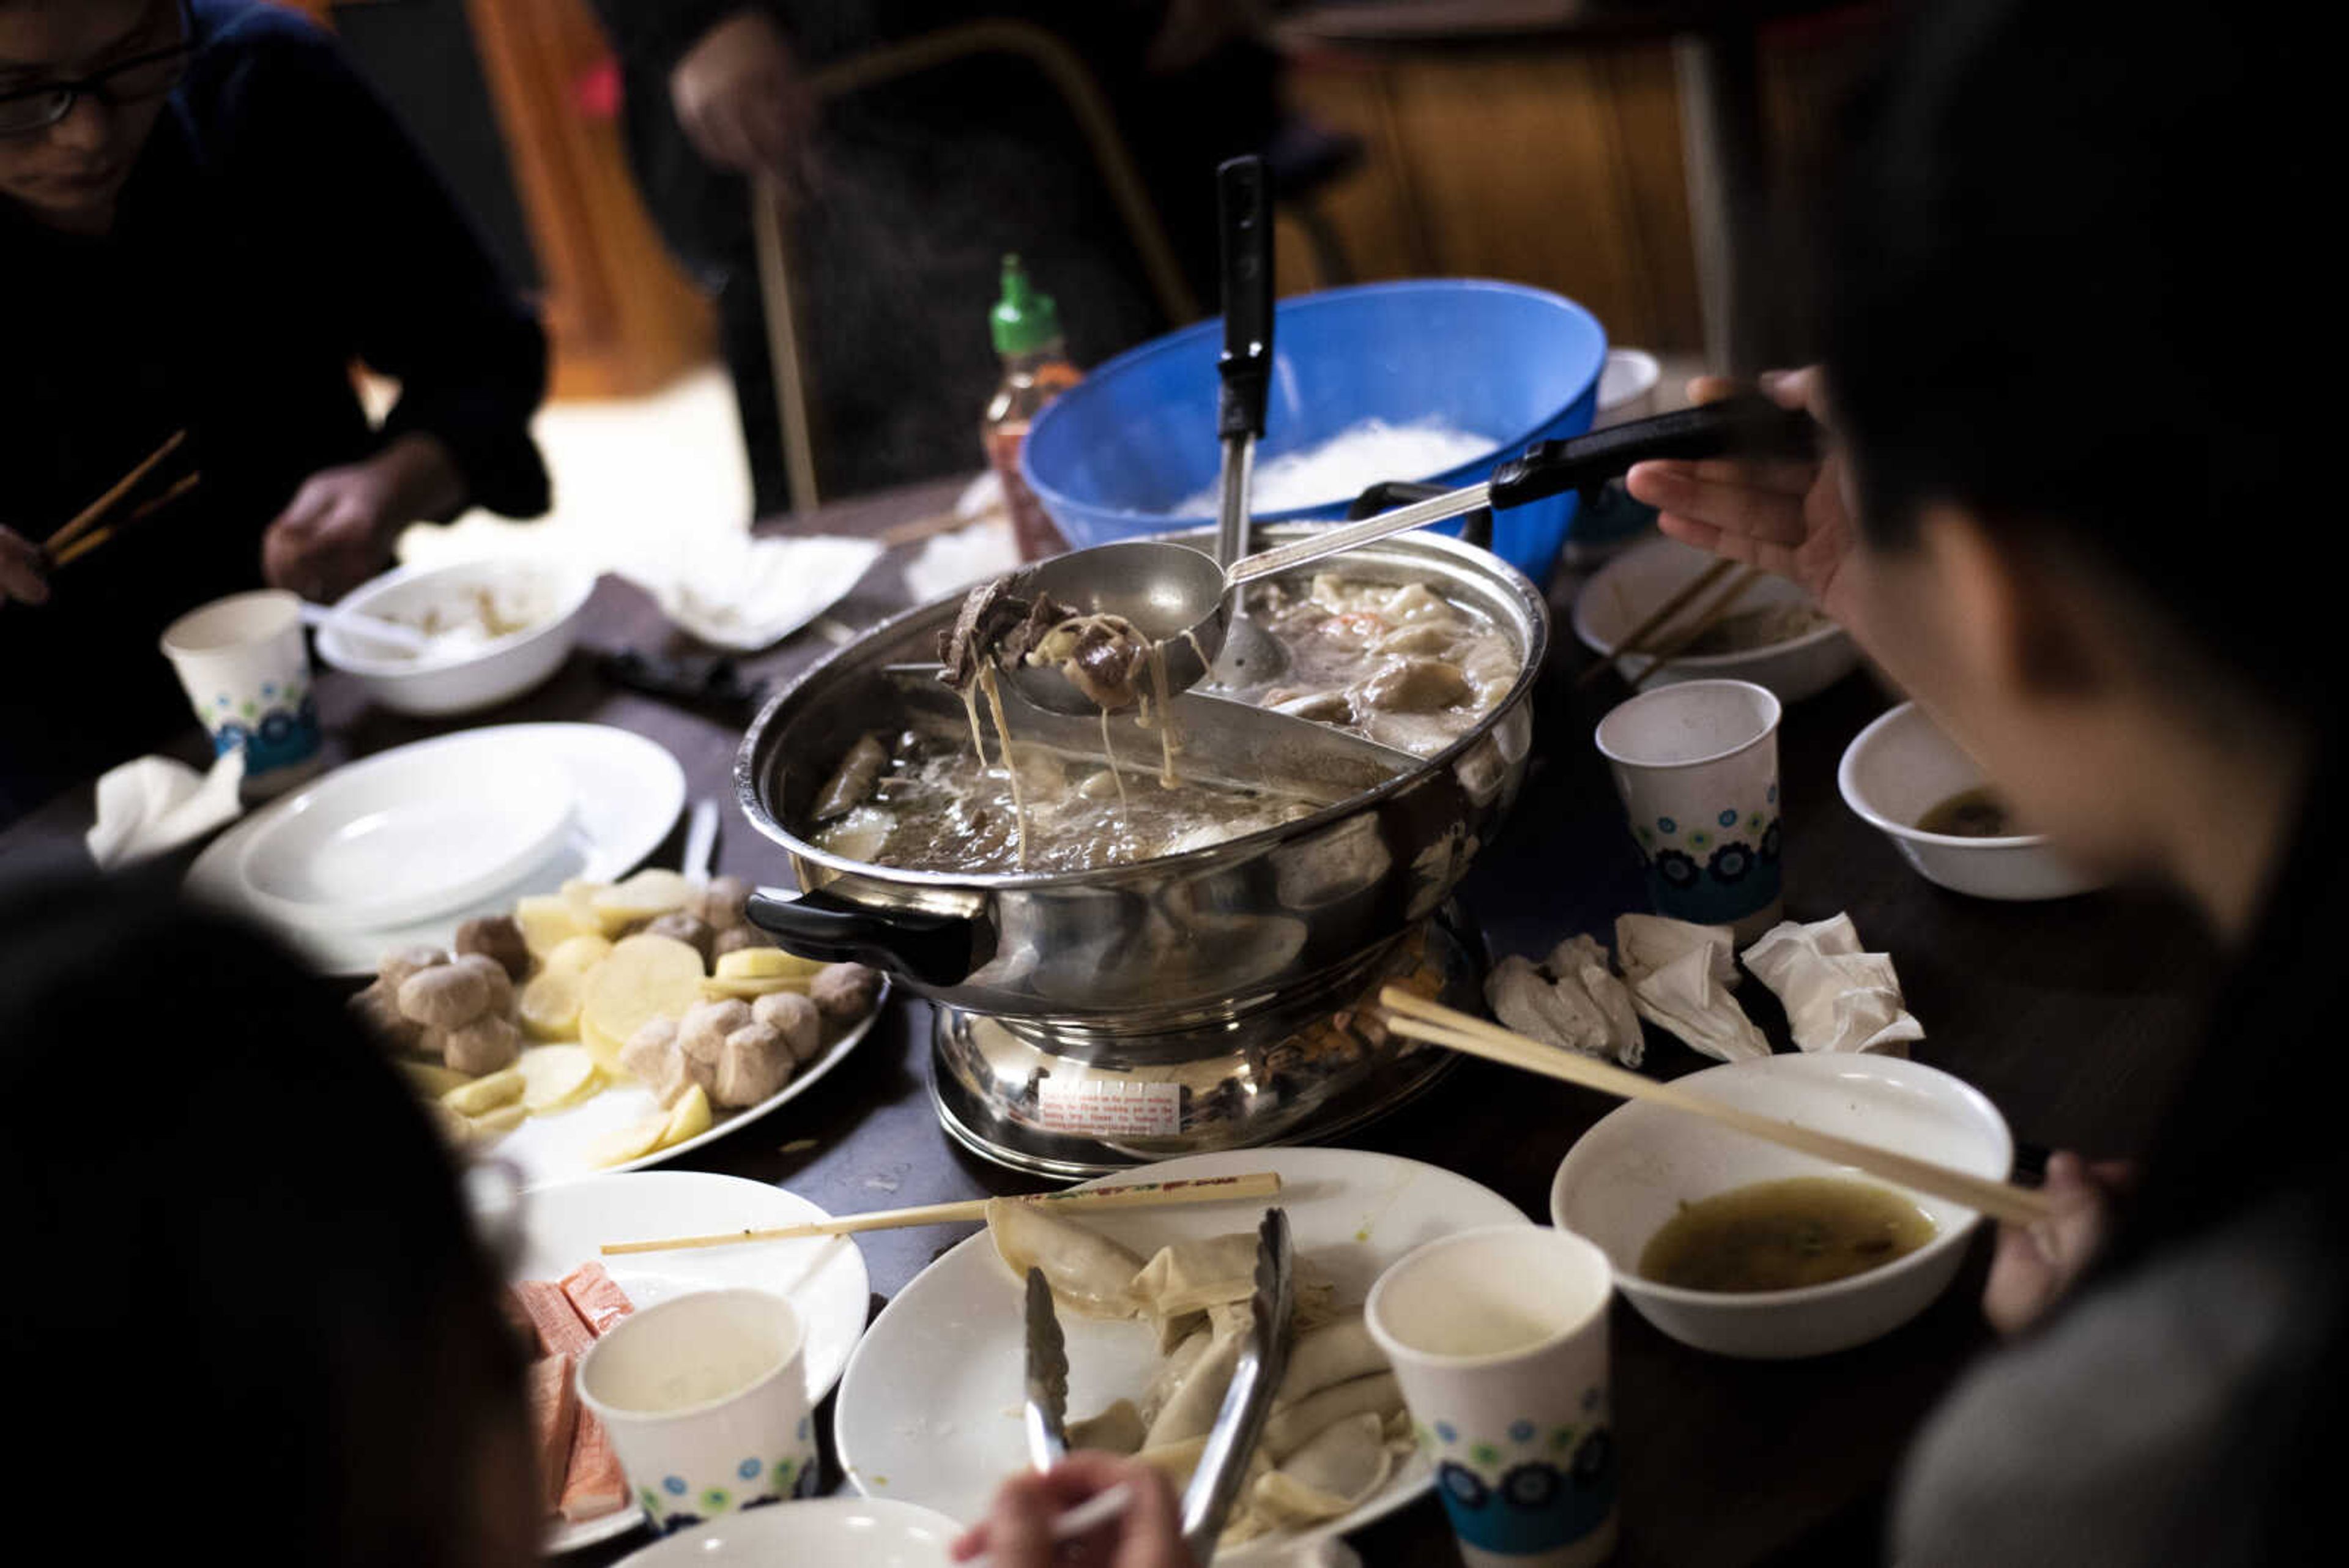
[1821,0,2325,724]
[0,874,530,1567]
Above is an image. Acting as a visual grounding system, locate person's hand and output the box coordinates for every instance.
[1625,368,1866,634]
[670,10,815,191]
[263,434,464,604]
[1983,1151,2135,1337]
[1,527,50,607]
[951,1453,1196,1568]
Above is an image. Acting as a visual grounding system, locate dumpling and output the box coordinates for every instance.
[1067,1398,1146,1456]
[1261,1372,1403,1461]
[1140,1326,1214,1426]
[1141,1325,1245,1450]
[985,1199,1144,1320]
[1274,1312,1389,1406]
[1130,1234,1259,1335]
[1250,1412,1395,1529]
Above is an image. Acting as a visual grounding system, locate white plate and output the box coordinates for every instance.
[494,989,888,1183]
[833,1147,1531,1560]
[1573,535,1858,703]
[236,744,572,930]
[187,724,686,976]
[615,1496,959,1566]
[516,1173,876,1555]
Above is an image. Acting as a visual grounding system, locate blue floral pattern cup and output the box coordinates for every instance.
[159,590,322,796]
[1368,1227,1618,1568]
[1596,679,1784,940]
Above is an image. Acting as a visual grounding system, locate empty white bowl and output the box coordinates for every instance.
[614,1498,960,1566]
[1573,537,1858,702]
[1549,1052,2014,1359]
[315,555,597,717]
[1838,702,2101,901]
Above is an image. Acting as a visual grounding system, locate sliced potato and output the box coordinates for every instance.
[560,877,610,905]
[699,975,811,1003]
[544,933,615,976]
[467,1102,530,1139]
[582,934,708,1061]
[713,947,823,982]
[400,1060,470,1098]
[587,1112,671,1169]
[518,1045,602,1112]
[590,869,697,932]
[580,1011,628,1077]
[517,895,602,960]
[441,1066,526,1115]
[519,967,587,1041]
[662,1082,713,1145]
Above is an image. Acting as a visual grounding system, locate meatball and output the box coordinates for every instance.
[809,962,881,1022]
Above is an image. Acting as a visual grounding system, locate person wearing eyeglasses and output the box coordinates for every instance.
[0,0,547,823]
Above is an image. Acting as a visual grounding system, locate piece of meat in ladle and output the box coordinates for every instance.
[1061,617,1149,710]
[935,578,1034,691]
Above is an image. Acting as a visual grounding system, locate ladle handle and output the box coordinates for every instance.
[1487,396,1818,510]
[1215,155,1274,443]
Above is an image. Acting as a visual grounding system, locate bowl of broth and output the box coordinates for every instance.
[1837,702,2103,901]
[1549,1052,2016,1358]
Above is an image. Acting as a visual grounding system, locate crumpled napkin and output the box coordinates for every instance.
[1485,934,1646,1066]
[86,750,245,870]
[620,530,882,651]
[1742,913,1924,1056]
[1614,913,1770,1061]
[903,469,1022,604]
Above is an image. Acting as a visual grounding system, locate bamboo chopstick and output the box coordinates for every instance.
[42,430,187,556]
[1627,567,1763,689]
[47,472,202,571]
[1574,557,1735,688]
[1378,989,2054,1227]
[601,1169,1284,1257]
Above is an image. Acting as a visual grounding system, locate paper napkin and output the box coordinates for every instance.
[86,750,245,871]
[1742,913,1925,1056]
[1613,913,1770,1061]
[1485,934,1646,1066]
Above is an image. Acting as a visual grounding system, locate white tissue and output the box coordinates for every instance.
[902,469,1022,603]
[1613,913,1770,1061]
[1485,935,1645,1066]
[86,750,245,871]
[622,530,881,651]
[1742,914,1924,1056]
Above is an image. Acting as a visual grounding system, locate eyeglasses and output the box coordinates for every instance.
[0,1,197,138]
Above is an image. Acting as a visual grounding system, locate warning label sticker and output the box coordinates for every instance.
[1036,1077,1183,1138]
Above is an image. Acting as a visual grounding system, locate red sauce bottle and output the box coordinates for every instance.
[982,255,1082,561]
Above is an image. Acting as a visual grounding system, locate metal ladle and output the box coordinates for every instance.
[1008,393,1819,716]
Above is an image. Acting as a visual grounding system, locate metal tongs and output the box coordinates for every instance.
[1179,1208,1296,1562]
[1023,1266,1072,1471]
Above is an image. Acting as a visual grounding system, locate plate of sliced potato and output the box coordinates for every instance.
[353,864,891,1182]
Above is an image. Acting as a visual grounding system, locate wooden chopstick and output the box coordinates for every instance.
[1378,989,2054,1228]
[46,472,202,571]
[42,430,187,555]
[1575,557,1734,688]
[600,1169,1284,1256]
[1628,567,1763,689]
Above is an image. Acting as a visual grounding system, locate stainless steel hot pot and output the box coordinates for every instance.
[734,525,1548,1036]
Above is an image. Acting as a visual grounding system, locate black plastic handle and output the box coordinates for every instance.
[1348,480,1493,550]
[744,886,986,990]
[1215,155,1274,442]
[1486,396,1818,511]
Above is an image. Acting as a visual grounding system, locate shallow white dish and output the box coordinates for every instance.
[1551,1052,2014,1359]
[1838,702,2102,901]
[516,1173,875,1554]
[614,1496,959,1566]
[833,1146,1531,1560]
[495,989,886,1183]
[317,555,598,717]
[1574,535,1857,702]
[236,745,571,931]
[187,724,685,975]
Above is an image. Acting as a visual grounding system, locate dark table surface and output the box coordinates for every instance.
[0,477,2216,1565]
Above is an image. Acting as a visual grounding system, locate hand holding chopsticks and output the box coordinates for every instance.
[600,1169,1283,1256]
[40,430,201,574]
[1379,988,2054,1227]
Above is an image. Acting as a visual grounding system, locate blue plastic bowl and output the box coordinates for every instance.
[1021,278,1608,584]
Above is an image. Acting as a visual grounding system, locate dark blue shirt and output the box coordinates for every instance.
[1,0,547,822]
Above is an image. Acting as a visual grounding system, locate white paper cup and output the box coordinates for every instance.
[158,590,321,793]
[577,1289,820,1534]
[1595,678,1783,940]
[1367,1227,1618,1568]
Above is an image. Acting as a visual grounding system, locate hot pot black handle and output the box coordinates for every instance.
[1485,396,1818,510]
[744,887,982,989]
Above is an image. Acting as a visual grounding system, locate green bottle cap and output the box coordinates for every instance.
[990,254,1063,357]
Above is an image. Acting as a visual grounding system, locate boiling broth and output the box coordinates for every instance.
[1917,786,2013,838]
[1638,1176,1935,1293]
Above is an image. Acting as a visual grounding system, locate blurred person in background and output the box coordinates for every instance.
[588,1,1280,510]
[0,0,547,822]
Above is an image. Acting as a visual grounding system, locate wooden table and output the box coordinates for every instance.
[0,478,2216,1564]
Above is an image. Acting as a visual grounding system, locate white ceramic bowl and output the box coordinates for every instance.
[614,1498,960,1566]
[1573,536,1858,702]
[1549,1052,2014,1359]
[315,556,597,717]
[1838,702,2102,901]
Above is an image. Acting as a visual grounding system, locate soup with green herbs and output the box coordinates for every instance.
[1638,1176,1936,1293]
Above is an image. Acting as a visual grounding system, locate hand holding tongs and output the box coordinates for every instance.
[1179,1207,1296,1563]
